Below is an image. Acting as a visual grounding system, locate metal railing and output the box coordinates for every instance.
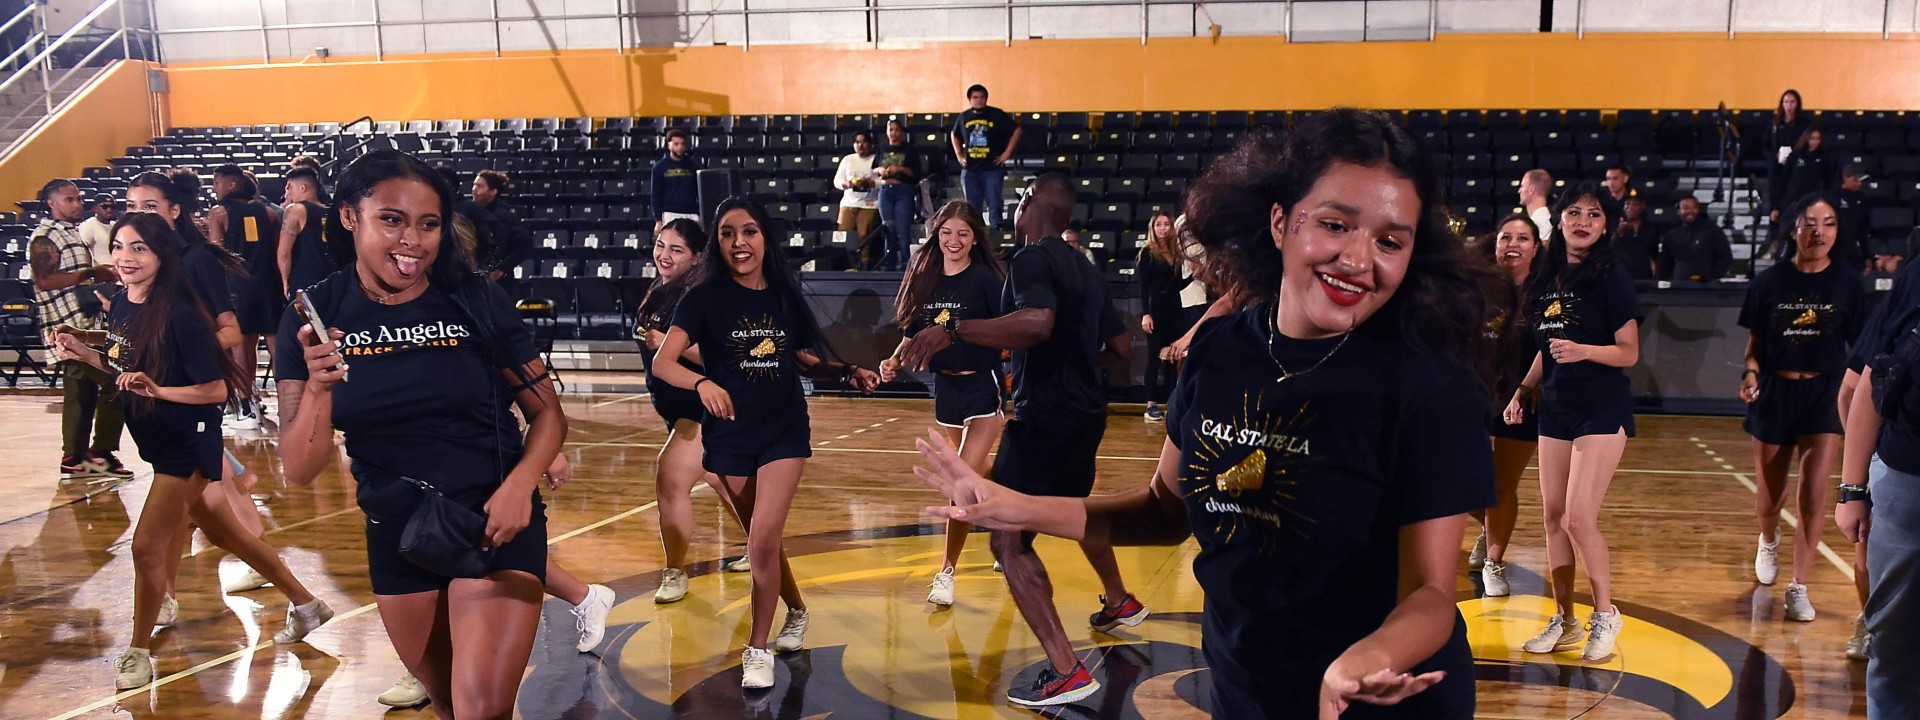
[0,0,157,157]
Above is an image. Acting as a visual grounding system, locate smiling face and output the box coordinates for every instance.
[1151,213,1173,241]
[348,177,443,294]
[111,226,157,289]
[1495,218,1538,275]
[1679,197,1702,224]
[653,227,701,282]
[125,185,180,222]
[1559,194,1607,258]
[716,208,766,281]
[1794,200,1839,263]
[1272,161,1418,339]
[935,215,976,265]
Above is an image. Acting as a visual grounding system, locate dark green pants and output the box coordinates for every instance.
[62,361,123,457]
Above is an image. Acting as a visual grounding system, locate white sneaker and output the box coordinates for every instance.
[655,568,689,604]
[992,560,1002,573]
[1522,614,1583,654]
[272,598,334,644]
[1755,533,1779,586]
[1847,614,1871,661]
[376,673,429,708]
[572,584,615,652]
[740,647,775,689]
[927,568,956,606]
[723,556,751,573]
[1583,607,1624,661]
[223,567,271,594]
[1468,530,1487,570]
[1482,561,1510,597]
[114,648,153,690]
[154,595,179,628]
[229,414,260,431]
[772,608,809,653]
[1784,583,1816,622]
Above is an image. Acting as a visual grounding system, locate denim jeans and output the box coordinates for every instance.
[1867,454,1920,718]
[876,185,917,271]
[961,167,1006,230]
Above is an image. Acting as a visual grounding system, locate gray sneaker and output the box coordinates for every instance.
[1784,583,1816,622]
[273,598,334,644]
[1846,614,1871,661]
[772,608,809,653]
[1582,607,1623,661]
[1522,614,1583,654]
[1481,561,1510,597]
[1468,530,1487,570]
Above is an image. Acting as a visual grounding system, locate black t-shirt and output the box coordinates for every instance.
[1738,261,1869,375]
[273,275,537,501]
[950,106,1018,171]
[1613,224,1657,281]
[181,243,237,316]
[1166,306,1490,718]
[637,280,704,400]
[1531,263,1643,387]
[875,143,924,187]
[903,262,1005,373]
[1003,238,1106,416]
[220,199,280,286]
[104,292,225,408]
[670,279,816,446]
[1483,280,1534,409]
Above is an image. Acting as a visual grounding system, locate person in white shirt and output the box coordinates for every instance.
[834,130,881,253]
[77,194,116,265]
[1520,169,1554,240]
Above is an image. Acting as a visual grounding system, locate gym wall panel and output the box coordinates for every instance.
[162,33,1920,126]
[0,61,156,209]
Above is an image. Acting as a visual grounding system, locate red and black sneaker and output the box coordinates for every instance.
[1089,593,1150,633]
[1007,662,1099,707]
[60,454,95,478]
[88,451,134,479]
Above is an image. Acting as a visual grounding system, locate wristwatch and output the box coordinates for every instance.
[943,315,961,343]
[1838,483,1870,504]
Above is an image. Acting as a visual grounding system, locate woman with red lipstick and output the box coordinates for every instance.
[1505,182,1639,662]
[880,200,1007,607]
[1738,193,1867,622]
[652,197,882,691]
[909,109,1496,717]
[1470,214,1541,597]
[53,213,332,690]
[276,150,567,717]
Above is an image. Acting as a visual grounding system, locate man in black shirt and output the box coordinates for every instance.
[1659,196,1733,283]
[456,169,530,298]
[651,129,702,233]
[949,84,1022,230]
[1614,196,1656,281]
[899,173,1139,708]
[876,119,925,271]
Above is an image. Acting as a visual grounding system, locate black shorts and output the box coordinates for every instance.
[1486,406,1539,442]
[935,371,1004,428]
[123,401,224,480]
[648,382,705,431]
[234,278,285,335]
[702,417,811,477]
[992,410,1106,498]
[1744,373,1844,445]
[353,464,548,596]
[1538,376,1636,441]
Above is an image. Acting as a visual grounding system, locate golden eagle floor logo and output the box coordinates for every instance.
[514,524,1796,719]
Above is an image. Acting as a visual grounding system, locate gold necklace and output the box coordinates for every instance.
[1266,308,1351,384]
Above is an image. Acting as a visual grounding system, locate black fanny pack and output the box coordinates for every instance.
[393,473,493,579]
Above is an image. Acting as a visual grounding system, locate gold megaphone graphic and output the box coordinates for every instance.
[749,338,777,358]
[1792,309,1819,327]
[1215,449,1266,497]
[934,308,952,325]
[1544,300,1563,319]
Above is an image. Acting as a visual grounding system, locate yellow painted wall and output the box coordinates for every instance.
[163,33,1920,126]
[0,61,157,207]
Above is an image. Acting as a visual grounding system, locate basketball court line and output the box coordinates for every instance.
[1728,472,1855,582]
[49,496,668,719]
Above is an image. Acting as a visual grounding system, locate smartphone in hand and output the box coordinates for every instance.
[293,290,348,382]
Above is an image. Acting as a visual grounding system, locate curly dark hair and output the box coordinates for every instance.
[1182,107,1493,368]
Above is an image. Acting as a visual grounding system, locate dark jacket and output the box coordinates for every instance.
[650,155,702,217]
[1135,246,1185,336]
[1659,220,1733,283]
[1770,149,1838,214]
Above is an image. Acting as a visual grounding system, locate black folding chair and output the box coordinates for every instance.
[0,299,55,387]
[517,298,563,390]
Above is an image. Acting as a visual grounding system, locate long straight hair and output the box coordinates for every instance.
[893,200,1003,327]
[108,213,249,415]
[703,197,839,361]
[1144,210,1179,264]
[637,218,709,326]
[128,170,247,276]
[1524,181,1620,301]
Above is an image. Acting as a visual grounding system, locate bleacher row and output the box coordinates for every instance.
[7,107,1920,341]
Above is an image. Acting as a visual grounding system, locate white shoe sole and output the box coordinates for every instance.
[1007,679,1100,707]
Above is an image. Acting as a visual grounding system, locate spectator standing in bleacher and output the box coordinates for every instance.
[950,84,1022,230]
[30,179,129,479]
[1833,163,1870,275]
[876,119,924,272]
[459,169,529,298]
[651,128,703,233]
[834,129,882,267]
[1767,90,1814,204]
[1770,127,1838,224]
[1659,196,1733,283]
[79,194,116,267]
[1134,211,1189,423]
[1614,196,1656,281]
[1520,169,1554,241]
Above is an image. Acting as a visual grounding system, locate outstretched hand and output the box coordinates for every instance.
[1320,652,1446,720]
[913,428,1034,531]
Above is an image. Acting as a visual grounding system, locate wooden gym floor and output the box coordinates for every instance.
[0,385,1873,719]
